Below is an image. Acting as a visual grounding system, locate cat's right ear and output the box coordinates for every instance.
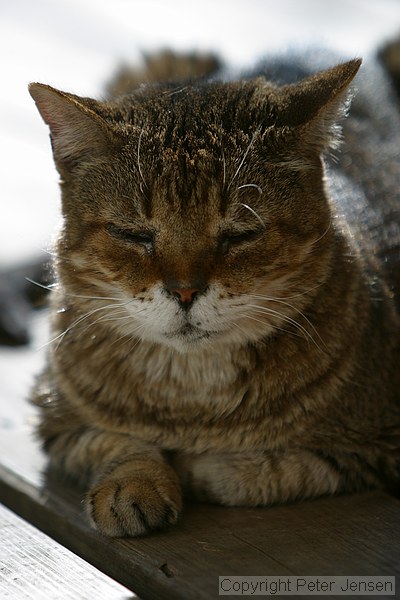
[271,59,362,155]
[29,83,115,175]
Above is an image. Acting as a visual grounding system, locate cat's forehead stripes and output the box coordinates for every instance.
[118,81,265,136]
[29,59,361,183]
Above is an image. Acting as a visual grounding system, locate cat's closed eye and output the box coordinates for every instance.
[107,224,154,253]
[219,228,264,255]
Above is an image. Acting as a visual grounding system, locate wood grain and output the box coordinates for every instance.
[0,502,135,599]
[1,463,399,600]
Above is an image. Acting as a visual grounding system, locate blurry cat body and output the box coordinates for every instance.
[29,53,400,537]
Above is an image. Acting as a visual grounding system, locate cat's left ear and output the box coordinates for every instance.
[29,83,117,176]
[274,58,362,153]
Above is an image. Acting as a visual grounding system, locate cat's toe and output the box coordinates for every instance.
[85,476,182,537]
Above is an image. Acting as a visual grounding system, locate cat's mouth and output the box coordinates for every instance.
[164,323,214,343]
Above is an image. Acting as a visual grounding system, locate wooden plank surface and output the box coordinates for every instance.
[0,502,135,600]
[1,314,400,599]
[1,459,399,599]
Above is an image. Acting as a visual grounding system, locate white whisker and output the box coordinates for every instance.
[246,305,313,341]
[248,283,324,301]
[247,304,326,353]
[228,127,261,189]
[237,183,263,195]
[137,127,147,192]
[111,323,147,350]
[310,219,332,247]
[164,86,188,97]
[240,203,266,229]
[239,312,305,340]
[221,147,227,189]
[78,309,135,336]
[246,293,326,350]
[25,277,123,302]
[40,300,136,351]
[40,248,71,262]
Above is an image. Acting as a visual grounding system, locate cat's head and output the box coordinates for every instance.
[29,59,360,353]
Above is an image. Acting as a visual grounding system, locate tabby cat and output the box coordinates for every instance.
[29,52,400,537]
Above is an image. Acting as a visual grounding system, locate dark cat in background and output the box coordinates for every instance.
[28,49,400,537]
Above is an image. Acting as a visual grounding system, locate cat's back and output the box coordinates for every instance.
[332,58,400,309]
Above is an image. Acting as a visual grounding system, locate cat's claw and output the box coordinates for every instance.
[86,476,182,537]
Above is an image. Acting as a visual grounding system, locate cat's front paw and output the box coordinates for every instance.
[86,475,182,537]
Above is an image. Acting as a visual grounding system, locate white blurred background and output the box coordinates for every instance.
[1,0,400,266]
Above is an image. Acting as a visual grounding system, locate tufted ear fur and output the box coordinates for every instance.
[29,83,116,176]
[272,59,362,160]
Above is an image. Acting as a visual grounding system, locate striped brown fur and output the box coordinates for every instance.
[29,52,400,536]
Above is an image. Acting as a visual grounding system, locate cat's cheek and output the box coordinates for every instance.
[217,247,273,282]
[95,252,159,298]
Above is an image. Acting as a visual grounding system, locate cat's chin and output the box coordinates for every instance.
[133,322,225,354]
[159,327,218,354]
[149,323,261,354]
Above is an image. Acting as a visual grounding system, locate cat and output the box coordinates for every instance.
[29,51,400,538]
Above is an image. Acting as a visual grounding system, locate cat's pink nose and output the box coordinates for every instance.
[170,287,199,305]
